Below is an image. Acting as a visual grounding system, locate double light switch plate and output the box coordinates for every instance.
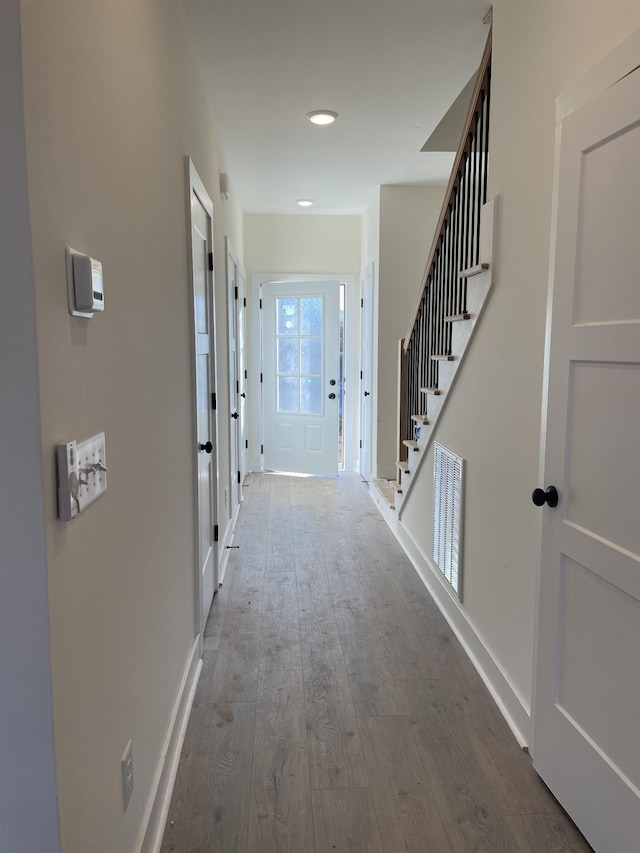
[56,432,107,521]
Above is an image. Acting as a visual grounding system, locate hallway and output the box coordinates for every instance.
[160,473,590,853]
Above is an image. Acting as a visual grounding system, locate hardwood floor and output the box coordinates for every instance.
[160,473,592,853]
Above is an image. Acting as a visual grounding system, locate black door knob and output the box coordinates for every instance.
[532,486,558,508]
[329,379,336,386]
[241,393,246,398]
[328,393,336,400]
[199,441,213,454]
[364,391,370,397]
[231,411,239,419]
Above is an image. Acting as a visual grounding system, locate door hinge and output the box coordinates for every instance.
[245,439,248,449]
[261,444,264,454]
[260,373,263,383]
[237,470,241,484]
[360,297,364,308]
[208,252,214,272]
[360,370,363,380]
[259,298,262,309]
[211,392,216,410]
[360,439,362,449]
[236,380,239,394]
[244,369,248,380]
[214,524,219,542]
[243,297,247,307]
[234,285,238,300]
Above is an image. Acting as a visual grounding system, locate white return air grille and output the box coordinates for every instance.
[433,442,464,599]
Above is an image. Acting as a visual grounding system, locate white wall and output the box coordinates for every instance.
[19,0,243,850]
[244,214,361,471]
[401,0,640,732]
[360,191,380,286]
[245,214,360,274]
[0,3,60,850]
[376,185,445,478]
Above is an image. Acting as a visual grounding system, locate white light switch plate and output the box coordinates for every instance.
[56,432,107,521]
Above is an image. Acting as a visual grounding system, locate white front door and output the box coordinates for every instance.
[533,67,640,852]
[262,280,340,477]
[189,162,218,630]
[359,264,374,481]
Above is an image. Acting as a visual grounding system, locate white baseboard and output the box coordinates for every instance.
[368,481,398,533]
[218,532,231,587]
[218,545,231,587]
[395,520,531,748]
[136,637,202,853]
[218,502,240,587]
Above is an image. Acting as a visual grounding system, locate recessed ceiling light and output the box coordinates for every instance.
[307,110,338,125]
[297,199,314,207]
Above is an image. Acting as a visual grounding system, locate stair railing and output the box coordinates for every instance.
[399,30,492,461]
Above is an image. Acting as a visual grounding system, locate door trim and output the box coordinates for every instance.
[225,237,241,519]
[249,272,357,473]
[237,262,248,485]
[359,262,374,480]
[556,26,640,123]
[186,158,219,642]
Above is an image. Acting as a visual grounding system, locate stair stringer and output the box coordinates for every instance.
[395,196,497,518]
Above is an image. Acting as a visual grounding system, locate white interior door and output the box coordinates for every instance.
[189,163,218,630]
[262,280,340,476]
[238,264,248,483]
[359,264,374,481]
[533,68,640,852]
[226,242,241,520]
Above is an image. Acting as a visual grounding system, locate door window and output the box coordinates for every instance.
[276,296,324,415]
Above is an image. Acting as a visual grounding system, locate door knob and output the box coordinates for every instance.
[241,393,246,398]
[199,441,213,454]
[329,379,337,386]
[532,486,558,508]
[328,393,336,400]
[364,391,370,397]
[231,412,239,419]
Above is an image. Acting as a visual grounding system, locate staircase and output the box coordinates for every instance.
[372,30,494,519]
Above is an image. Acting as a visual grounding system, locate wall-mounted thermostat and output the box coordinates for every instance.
[66,248,104,317]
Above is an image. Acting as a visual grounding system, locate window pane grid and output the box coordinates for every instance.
[276,296,324,415]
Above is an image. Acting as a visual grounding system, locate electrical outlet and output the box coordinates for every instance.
[121,740,134,811]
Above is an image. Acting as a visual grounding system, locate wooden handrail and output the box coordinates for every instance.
[404,27,492,351]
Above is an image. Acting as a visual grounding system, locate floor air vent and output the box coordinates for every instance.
[433,442,464,599]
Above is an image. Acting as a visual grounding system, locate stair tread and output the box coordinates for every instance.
[390,481,403,494]
[444,312,471,322]
[403,440,420,451]
[372,478,395,509]
[396,461,410,473]
[459,262,490,278]
[420,387,441,396]
[411,414,429,424]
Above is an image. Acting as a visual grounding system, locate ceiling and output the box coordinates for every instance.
[183,0,490,215]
